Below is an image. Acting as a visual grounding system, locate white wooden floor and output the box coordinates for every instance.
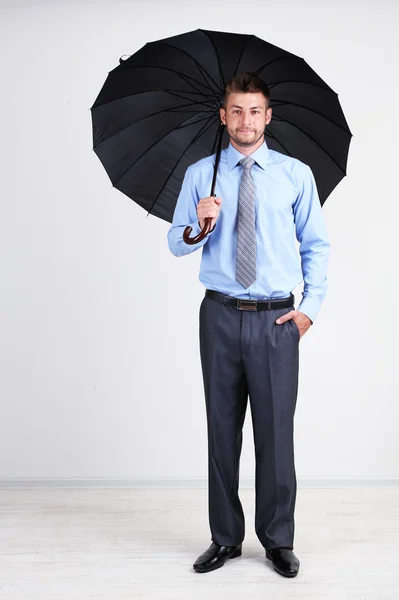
[0,485,398,599]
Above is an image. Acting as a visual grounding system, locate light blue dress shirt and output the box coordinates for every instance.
[167,140,330,323]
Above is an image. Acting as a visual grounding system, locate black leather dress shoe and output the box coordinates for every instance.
[193,542,242,573]
[266,547,300,577]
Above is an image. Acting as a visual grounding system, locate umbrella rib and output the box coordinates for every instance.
[200,30,226,91]
[166,89,219,110]
[91,88,218,111]
[113,114,218,186]
[146,114,220,217]
[155,41,222,97]
[116,64,215,98]
[272,116,348,174]
[264,129,293,157]
[255,55,333,92]
[267,79,336,93]
[232,35,254,78]
[177,106,220,129]
[175,70,220,105]
[94,100,216,148]
[166,89,218,100]
[272,99,352,134]
[254,54,303,73]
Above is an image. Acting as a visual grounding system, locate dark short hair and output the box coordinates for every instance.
[222,72,270,109]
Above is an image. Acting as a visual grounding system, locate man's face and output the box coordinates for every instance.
[220,92,272,148]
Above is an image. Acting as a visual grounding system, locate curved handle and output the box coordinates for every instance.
[183,217,213,245]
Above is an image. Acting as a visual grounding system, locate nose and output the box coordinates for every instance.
[240,114,251,127]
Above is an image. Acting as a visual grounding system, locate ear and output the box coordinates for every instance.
[220,107,226,125]
[265,107,272,126]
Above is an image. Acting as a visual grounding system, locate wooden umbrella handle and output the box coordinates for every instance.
[183,217,214,245]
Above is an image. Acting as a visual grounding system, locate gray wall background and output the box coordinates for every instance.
[0,0,398,482]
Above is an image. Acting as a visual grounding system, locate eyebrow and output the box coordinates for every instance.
[230,105,263,109]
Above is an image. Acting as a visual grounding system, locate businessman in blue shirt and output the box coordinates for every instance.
[168,73,330,578]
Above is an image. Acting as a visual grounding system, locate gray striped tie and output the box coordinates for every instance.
[236,157,257,288]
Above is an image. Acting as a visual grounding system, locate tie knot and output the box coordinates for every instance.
[239,157,255,171]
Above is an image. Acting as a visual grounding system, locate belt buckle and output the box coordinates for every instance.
[237,298,258,311]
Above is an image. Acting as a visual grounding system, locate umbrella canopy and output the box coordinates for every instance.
[90,28,352,224]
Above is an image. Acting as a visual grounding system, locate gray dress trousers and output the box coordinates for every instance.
[199,292,300,551]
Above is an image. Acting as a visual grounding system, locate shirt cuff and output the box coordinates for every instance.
[297,297,320,324]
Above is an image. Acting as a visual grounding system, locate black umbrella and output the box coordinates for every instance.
[90,28,352,244]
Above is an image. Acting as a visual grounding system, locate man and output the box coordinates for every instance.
[167,72,330,578]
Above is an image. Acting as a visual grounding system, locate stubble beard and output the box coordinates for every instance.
[227,127,265,148]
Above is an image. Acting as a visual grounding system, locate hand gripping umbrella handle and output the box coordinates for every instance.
[182,124,224,245]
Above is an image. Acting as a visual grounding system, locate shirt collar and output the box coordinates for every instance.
[226,139,270,172]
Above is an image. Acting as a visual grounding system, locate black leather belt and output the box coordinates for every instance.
[205,289,294,311]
